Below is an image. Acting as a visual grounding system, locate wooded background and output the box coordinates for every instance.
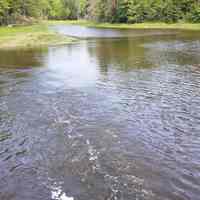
[0,0,200,25]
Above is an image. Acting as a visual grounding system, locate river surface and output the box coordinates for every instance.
[0,25,200,200]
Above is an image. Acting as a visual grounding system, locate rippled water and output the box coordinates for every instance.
[0,25,200,200]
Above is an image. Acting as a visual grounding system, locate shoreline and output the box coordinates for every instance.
[1,20,200,50]
[0,23,77,50]
[48,20,200,31]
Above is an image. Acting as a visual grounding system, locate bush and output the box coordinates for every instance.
[126,0,182,24]
[127,1,151,23]
[159,0,181,23]
[186,4,200,23]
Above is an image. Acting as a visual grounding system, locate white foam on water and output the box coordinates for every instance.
[51,185,74,200]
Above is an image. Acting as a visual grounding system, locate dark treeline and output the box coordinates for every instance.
[1,0,200,25]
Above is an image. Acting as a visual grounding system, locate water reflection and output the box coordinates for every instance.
[0,48,47,68]
[52,25,179,38]
[144,39,200,66]
[88,38,153,71]
[0,26,200,200]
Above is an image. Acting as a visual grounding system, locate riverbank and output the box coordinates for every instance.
[48,20,200,31]
[0,23,76,50]
[1,20,200,50]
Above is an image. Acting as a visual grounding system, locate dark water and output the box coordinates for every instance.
[0,25,200,200]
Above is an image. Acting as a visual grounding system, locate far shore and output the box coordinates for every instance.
[48,20,200,31]
[0,20,200,50]
[0,23,77,50]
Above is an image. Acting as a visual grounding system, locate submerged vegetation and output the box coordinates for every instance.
[0,0,200,26]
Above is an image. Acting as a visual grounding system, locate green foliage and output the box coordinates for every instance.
[48,0,70,19]
[115,0,128,23]
[78,0,88,17]
[158,0,181,22]
[186,3,200,22]
[0,0,9,25]
[0,0,200,25]
[0,0,78,25]
[127,0,148,23]
[85,0,200,23]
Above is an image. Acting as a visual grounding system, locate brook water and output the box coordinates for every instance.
[0,25,200,200]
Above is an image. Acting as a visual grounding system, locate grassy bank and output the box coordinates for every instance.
[48,20,200,31]
[0,23,76,50]
[1,20,200,49]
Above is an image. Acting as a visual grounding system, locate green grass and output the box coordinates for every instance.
[0,23,77,49]
[1,20,200,49]
[48,20,200,30]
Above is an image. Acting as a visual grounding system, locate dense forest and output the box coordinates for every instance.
[0,0,200,25]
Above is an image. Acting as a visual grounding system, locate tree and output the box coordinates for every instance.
[1,0,200,25]
[0,0,9,25]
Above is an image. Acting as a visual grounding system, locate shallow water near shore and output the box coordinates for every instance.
[0,25,200,200]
